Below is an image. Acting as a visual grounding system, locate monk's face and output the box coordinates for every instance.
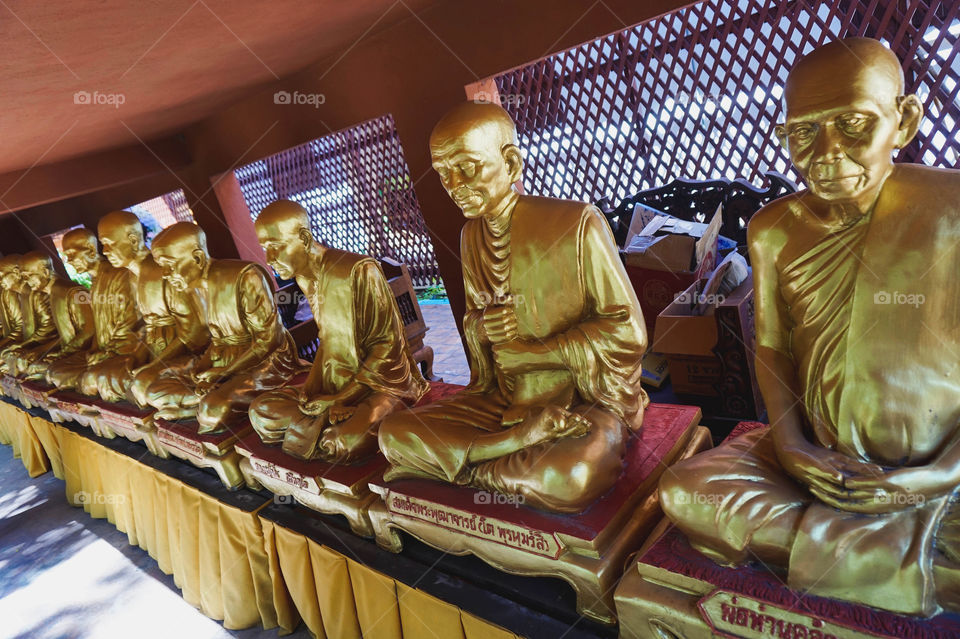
[779,64,905,203]
[0,267,18,290]
[22,260,52,290]
[256,217,309,280]
[99,222,141,269]
[152,236,205,291]
[431,124,516,219]
[61,237,99,276]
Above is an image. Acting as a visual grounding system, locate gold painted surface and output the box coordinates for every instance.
[248,200,427,462]
[660,38,960,616]
[0,255,26,353]
[378,101,648,514]
[144,222,306,434]
[3,253,60,376]
[46,227,144,401]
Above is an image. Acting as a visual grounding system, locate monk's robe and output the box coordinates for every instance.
[0,287,24,351]
[20,279,95,380]
[7,286,58,375]
[249,249,428,460]
[378,195,648,513]
[47,263,142,397]
[128,257,206,407]
[145,260,306,433]
[661,165,960,616]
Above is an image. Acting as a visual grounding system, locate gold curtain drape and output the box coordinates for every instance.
[261,520,522,639]
[0,402,528,638]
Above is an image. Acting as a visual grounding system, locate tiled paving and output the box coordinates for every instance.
[420,302,470,386]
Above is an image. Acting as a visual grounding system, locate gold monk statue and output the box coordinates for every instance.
[95,211,208,407]
[377,102,648,513]
[144,222,306,433]
[46,228,142,399]
[0,255,45,370]
[8,252,94,380]
[0,255,26,353]
[248,200,428,461]
[660,38,960,616]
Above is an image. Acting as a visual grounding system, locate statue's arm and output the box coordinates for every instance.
[221,267,287,378]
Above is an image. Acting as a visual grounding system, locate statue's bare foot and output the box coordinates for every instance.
[282,422,322,460]
[520,405,591,448]
[319,422,377,463]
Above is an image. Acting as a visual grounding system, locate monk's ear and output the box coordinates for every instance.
[502,144,524,183]
[298,226,313,250]
[774,124,788,151]
[191,248,207,269]
[894,94,923,150]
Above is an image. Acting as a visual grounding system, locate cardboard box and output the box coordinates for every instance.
[653,274,765,420]
[623,207,723,339]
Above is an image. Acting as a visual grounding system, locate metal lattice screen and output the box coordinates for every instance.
[234,114,439,288]
[493,0,960,206]
[128,188,196,243]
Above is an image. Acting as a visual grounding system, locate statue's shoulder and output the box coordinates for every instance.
[514,194,593,222]
[893,163,960,198]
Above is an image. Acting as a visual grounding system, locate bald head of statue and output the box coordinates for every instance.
[151,222,209,291]
[0,254,21,290]
[98,210,147,269]
[255,199,316,280]
[430,101,525,219]
[61,228,101,277]
[775,37,923,205]
[20,251,55,291]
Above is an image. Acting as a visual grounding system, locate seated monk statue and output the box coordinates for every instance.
[143,222,306,434]
[47,228,141,397]
[0,255,40,368]
[248,200,428,461]
[660,37,960,617]
[0,255,25,352]
[377,101,648,514]
[95,210,208,407]
[8,252,93,379]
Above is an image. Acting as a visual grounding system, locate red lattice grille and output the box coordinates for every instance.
[234,114,439,288]
[493,0,960,205]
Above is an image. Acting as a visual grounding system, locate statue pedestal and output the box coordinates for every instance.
[85,398,166,458]
[235,435,385,537]
[367,403,708,625]
[47,389,104,432]
[615,421,960,639]
[616,524,960,639]
[18,379,56,412]
[1,374,24,403]
[155,418,250,490]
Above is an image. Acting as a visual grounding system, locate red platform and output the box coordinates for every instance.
[624,421,960,639]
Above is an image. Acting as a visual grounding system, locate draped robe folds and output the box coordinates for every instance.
[661,165,960,616]
[20,279,95,379]
[6,288,57,375]
[378,195,648,513]
[128,257,203,407]
[145,260,306,433]
[46,263,142,397]
[249,249,428,459]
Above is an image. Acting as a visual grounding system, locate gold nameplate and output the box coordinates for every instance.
[698,590,893,639]
[385,492,562,559]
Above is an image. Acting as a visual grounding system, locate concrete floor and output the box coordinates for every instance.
[420,302,470,386]
[0,442,313,639]
[0,303,469,639]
